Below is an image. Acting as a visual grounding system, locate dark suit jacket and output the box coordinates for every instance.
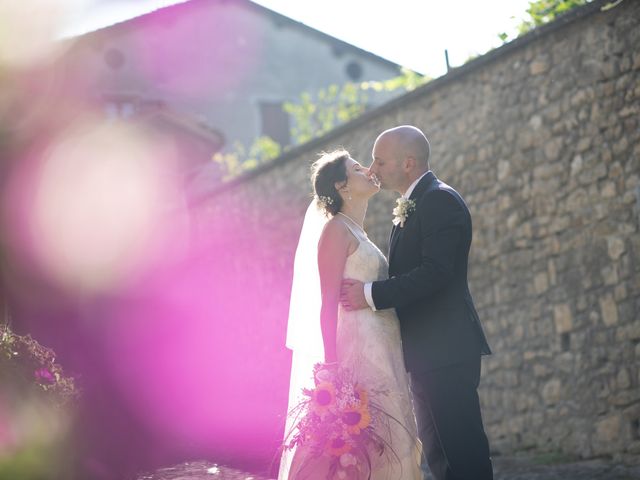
[371,171,491,373]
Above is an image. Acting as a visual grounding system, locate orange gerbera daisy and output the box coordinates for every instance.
[311,382,336,416]
[326,435,351,456]
[342,404,371,435]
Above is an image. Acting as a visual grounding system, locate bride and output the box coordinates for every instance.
[279,149,421,480]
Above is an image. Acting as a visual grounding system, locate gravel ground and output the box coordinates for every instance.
[138,455,640,480]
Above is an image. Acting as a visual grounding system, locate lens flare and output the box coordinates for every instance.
[2,119,187,295]
[0,0,82,69]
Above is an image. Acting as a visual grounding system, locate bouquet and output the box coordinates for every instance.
[283,362,399,479]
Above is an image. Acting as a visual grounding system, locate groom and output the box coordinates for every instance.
[341,125,493,480]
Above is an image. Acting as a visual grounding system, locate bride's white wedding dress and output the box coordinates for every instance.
[279,215,421,480]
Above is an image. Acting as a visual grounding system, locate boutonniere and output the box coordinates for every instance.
[392,197,416,228]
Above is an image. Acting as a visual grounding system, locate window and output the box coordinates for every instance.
[346,61,363,81]
[104,48,125,70]
[259,101,290,147]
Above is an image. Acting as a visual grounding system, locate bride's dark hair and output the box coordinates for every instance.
[311,149,350,216]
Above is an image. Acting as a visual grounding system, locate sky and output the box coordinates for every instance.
[60,0,533,78]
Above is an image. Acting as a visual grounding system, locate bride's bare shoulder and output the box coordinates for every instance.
[321,216,349,238]
[319,217,355,251]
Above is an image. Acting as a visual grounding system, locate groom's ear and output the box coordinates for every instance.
[404,155,417,171]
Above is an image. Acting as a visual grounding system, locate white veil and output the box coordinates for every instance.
[280,200,327,479]
[285,200,327,358]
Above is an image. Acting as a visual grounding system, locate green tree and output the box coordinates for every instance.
[212,68,429,180]
[520,0,591,33]
[284,82,368,145]
[499,0,593,42]
[284,67,429,146]
[212,135,281,180]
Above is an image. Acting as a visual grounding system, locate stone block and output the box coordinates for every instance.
[570,154,583,176]
[534,272,549,294]
[606,236,625,260]
[530,60,549,75]
[548,260,557,285]
[497,160,510,181]
[610,390,640,406]
[616,368,631,390]
[616,322,640,342]
[544,137,564,160]
[602,264,619,286]
[554,304,573,333]
[533,363,551,377]
[542,378,562,405]
[596,414,621,445]
[600,181,617,198]
[576,136,592,152]
[613,136,629,156]
[600,294,618,327]
[614,284,627,301]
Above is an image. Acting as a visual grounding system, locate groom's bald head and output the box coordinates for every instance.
[369,125,430,193]
[376,125,430,169]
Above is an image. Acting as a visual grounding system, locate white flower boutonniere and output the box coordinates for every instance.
[392,197,416,228]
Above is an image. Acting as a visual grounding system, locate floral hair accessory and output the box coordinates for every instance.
[317,195,334,207]
[392,197,416,228]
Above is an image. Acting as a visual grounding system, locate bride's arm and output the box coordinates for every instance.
[317,219,354,363]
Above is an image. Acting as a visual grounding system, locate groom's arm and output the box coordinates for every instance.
[371,190,466,310]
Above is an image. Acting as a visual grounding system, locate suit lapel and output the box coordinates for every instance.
[389,224,401,258]
[388,171,437,263]
[387,224,398,257]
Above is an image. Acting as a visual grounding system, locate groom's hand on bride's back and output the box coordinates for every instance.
[340,279,367,311]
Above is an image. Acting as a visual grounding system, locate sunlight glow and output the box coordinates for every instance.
[0,0,84,68]
[3,120,187,295]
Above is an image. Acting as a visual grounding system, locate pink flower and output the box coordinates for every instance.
[34,368,55,384]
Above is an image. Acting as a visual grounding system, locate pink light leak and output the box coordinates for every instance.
[100,192,297,461]
[2,128,300,466]
[0,394,17,455]
[133,2,265,99]
[1,119,187,297]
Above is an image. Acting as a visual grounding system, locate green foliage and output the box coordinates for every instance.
[498,0,592,42]
[213,68,429,180]
[520,0,591,33]
[212,135,281,180]
[0,323,77,479]
[360,67,428,93]
[284,68,428,147]
[0,323,78,403]
[284,83,367,144]
[284,82,368,145]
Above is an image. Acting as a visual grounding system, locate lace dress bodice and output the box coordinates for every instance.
[341,226,389,284]
[335,216,402,378]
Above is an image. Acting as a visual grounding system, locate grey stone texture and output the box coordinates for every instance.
[193,0,640,463]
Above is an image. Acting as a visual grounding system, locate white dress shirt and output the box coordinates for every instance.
[363,171,430,311]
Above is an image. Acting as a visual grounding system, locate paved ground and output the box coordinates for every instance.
[138,455,640,479]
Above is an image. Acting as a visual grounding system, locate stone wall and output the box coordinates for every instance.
[194,0,640,462]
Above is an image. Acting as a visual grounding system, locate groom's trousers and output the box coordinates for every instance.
[410,356,493,480]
